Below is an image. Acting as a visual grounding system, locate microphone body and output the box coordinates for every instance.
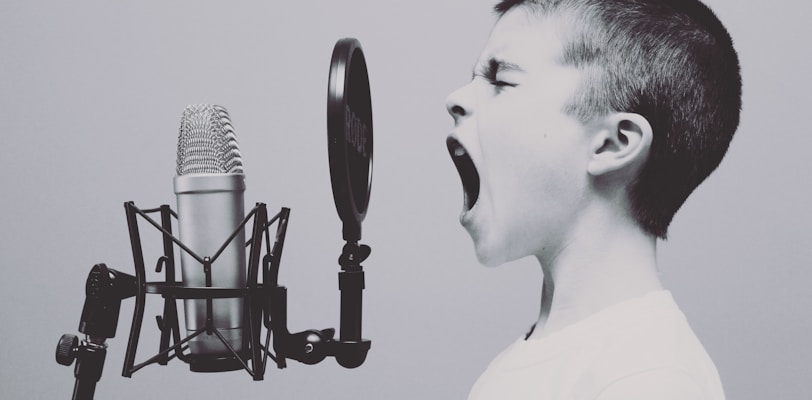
[174,173,245,355]
[174,104,246,358]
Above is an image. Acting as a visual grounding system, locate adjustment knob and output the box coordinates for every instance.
[55,334,79,366]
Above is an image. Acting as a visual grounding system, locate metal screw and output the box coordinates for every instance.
[304,343,314,354]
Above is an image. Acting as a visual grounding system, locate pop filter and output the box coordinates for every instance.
[328,38,373,243]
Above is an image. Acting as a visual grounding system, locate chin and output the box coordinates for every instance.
[470,224,541,267]
[476,253,505,268]
[471,235,513,267]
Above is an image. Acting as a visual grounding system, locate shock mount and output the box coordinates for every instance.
[56,202,371,399]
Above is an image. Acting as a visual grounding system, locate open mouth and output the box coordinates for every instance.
[447,136,480,211]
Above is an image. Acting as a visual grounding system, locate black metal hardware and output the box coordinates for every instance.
[56,202,372,399]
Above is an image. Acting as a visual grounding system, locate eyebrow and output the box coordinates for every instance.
[472,57,524,79]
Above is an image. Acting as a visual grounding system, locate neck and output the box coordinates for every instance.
[529,206,661,339]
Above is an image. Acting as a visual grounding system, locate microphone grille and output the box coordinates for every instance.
[176,104,244,175]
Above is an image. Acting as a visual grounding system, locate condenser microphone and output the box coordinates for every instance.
[55,40,377,399]
[174,104,246,366]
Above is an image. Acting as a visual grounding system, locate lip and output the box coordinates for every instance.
[446,135,481,217]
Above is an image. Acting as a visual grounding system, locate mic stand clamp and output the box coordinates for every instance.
[279,328,336,365]
[335,241,371,368]
[56,263,137,400]
[56,335,108,400]
[269,241,371,369]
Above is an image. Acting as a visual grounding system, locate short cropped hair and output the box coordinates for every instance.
[495,0,742,238]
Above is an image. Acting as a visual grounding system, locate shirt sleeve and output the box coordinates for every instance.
[594,368,707,400]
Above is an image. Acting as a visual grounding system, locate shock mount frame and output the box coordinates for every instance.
[56,201,370,399]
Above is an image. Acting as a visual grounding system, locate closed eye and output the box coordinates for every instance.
[473,58,519,91]
[488,78,516,88]
[483,74,516,93]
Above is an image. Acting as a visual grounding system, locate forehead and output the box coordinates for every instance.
[479,8,568,69]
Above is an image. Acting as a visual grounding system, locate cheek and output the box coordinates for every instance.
[486,123,588,239]
[478,113,545,170]
[480,116,575,199]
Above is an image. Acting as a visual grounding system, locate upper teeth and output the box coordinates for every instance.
[454,147,466,157]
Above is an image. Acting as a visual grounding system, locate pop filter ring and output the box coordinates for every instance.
[327,38,373,243]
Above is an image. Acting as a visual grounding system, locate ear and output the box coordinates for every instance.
[587,113,653,177]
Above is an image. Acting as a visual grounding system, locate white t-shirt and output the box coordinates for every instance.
[468,291,725,400]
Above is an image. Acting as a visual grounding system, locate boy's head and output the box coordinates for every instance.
[446,0,741,265]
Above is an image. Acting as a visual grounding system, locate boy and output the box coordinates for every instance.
[445,0,740,399]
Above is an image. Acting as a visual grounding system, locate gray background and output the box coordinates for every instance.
[1,0,810,399]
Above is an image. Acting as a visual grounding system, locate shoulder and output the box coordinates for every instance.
[592,291,715,370]
[583,292,726,399]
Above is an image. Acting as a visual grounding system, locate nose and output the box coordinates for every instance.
[445,84,472,124]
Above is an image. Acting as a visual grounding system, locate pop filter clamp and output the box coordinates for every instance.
[55,38,373,399]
